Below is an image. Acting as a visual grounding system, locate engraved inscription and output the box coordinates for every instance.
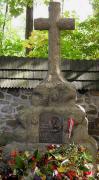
[39,112,63,143]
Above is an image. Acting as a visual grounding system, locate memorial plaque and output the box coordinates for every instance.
[39,112,63,143]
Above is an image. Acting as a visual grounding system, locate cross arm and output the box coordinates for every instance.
[34,18,49,30]
[57,18,75,30]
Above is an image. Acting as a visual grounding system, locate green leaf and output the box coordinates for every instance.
[33,149,41,160]
[15,156,25,169]
[79,165,89,172]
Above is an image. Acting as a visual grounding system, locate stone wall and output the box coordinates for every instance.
[77,90,99,145]
[0,88,33,145]
[0,88,99,145]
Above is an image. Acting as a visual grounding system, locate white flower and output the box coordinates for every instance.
[53,170,58,176]
[61,159,69,165]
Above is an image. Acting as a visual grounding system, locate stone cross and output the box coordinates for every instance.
[34,2,75,77]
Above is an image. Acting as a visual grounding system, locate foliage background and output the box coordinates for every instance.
[0,0,99,60]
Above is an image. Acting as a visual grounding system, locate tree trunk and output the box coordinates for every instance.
[25,3,33,55]
[1,2,8,46]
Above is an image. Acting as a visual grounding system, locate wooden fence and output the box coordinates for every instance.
[0,56,99,89]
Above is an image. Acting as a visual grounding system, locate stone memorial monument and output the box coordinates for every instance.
[3,2,97,157]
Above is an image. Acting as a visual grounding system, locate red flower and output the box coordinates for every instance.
[66,170,77,180]
[54,175,62,180]
[8,159,15,166]
[56,173,62,180]
[44,158,48,165]
[47,144,56,150]
[84,171,93,176]
[51,165,58,170]
[10,150,18,158]
[32,156,36,161]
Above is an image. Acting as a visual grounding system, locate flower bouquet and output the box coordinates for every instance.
[0,143,97,180]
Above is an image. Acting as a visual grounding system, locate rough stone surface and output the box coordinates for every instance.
[7,88,20,97]
[1,105,13,114]
[0,88,98,157]
[0,2,98,159]
[0,92,4,99]
[0,100,9,104]
[7,120,17,127]
[76,90,99,145]
[0,88,32,140]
